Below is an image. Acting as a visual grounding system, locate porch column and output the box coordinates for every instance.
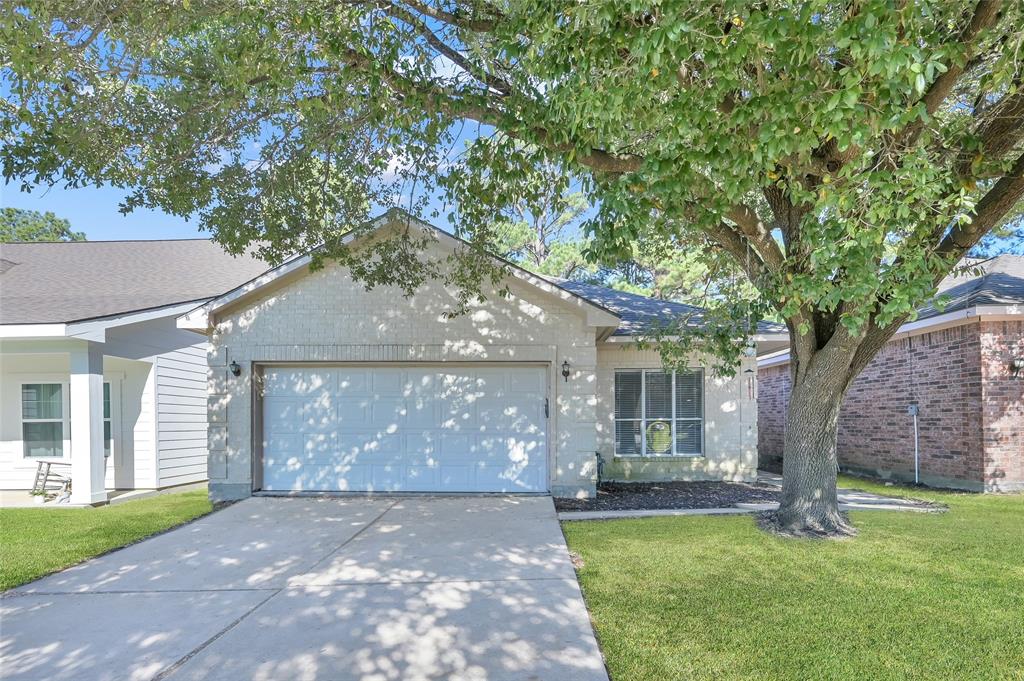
[70,343,106,505]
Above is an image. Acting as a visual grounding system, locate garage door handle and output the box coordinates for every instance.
[544,398,549,418]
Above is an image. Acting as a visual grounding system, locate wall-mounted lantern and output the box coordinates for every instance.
[561,360,571,382]
[229,361,241,377]
[1011,357,1024,379]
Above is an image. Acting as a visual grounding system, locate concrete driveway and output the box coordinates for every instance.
[1,496,608,681]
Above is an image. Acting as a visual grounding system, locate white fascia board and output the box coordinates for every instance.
[757,351,792,368]
[65,301,210,342]
[177,304,211,332]
[1,301,208,342]
[0,323,69,339]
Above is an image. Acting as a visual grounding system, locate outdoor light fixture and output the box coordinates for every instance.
[1011,357,1024,379]
[561,360,571,382]
[229,361,241,377]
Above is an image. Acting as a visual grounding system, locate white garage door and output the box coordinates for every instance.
[261,365,549,493]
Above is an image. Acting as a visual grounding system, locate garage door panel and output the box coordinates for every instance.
[405,430,438,455]
[336,396,371,425]
[262,366,547,492]
[405,398,440,427]
[472,369,508,396]
[509,370,544,393]
[439,465,471,488]
[439,432,474,457]
[369,397,406,428]
[264,369,335,396]
[337,430,404,457]
[336,369,369,392]
[403,465,441,490]
[264,464,369,492]
[372,370,405,395]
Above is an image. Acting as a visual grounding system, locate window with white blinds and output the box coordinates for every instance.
[614,369,704,456]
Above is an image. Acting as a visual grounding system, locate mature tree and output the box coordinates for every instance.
[3,1,1023,536]
[467,158,595,280]
[0,207,84,242]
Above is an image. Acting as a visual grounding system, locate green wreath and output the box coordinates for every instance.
[645,420,672,454]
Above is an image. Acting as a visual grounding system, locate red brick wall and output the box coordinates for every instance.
[757,364,789,468]
[758,321,997,490]
[980,320,1024,491]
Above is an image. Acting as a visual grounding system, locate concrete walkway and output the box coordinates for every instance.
[559,473,940,521]
[1,496,608,681]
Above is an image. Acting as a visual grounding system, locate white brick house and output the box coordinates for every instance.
[180,211,786,500]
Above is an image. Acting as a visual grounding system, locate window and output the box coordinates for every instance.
[103,382,112,458]
[21,381,114,458]
[22,383,66,458]
[614,369,703,456]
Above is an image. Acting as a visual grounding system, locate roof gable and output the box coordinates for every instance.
[179,210,621,333]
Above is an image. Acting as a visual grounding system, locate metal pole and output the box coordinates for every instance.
[913,412,920,485]
[908,404,920,485]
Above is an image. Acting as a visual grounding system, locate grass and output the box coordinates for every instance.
[563,478,1024,681]
[0,490,213,591]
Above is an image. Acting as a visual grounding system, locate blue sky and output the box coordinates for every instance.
[2,182,205,240]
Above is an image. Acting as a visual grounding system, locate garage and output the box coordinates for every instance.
[260,365,549,493]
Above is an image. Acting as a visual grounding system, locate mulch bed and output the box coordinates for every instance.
[554,480,782,512]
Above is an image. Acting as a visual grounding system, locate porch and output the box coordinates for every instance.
[0,338,157,506]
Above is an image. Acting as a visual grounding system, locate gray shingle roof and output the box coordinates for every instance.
[545,277,785,336]
[918,254,1024,320]
[0,239,269,325]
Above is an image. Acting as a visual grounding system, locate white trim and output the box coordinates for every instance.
[18,379,71,461]
[756,304,1023,368]
[613,368,705,458]
[177,211,621,333]
[1,300,208,341]
[0,324,68,338]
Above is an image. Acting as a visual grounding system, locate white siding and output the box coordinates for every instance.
[131,362,159,488]
[155,341,210,487]
[1,315,211,492]
[0,350,156,490]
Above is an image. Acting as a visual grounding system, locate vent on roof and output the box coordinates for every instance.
[0,258,18,274]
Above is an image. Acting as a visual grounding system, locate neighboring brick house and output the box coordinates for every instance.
[758,255,1024,492]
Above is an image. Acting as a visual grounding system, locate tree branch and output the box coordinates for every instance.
[380,2,512,95]
[725,204,785,271]
[958,87,1024,177]
[936,148,1024,265]
[898,0,1004,149]
[344,48,644,174]
[396,0,500,32]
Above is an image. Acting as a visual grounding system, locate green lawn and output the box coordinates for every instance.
[0,490,213,591]
[564,478,1024,681]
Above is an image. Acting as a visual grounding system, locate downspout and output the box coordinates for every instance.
[907,404,920,485]
[908,335,921,485]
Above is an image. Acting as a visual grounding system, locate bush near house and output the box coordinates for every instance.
[0,490,212,590]
[564,479,1024,681]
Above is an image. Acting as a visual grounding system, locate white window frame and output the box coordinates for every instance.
[102,381,115,459]
[19,378,118,460]
[20,380,71,460]
[613,368,705,457]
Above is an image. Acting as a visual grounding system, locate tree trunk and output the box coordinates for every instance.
[761,340,859,538]
[767,378,856,537]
